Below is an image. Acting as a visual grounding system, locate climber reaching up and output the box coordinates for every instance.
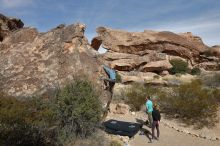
[101,65,116,93]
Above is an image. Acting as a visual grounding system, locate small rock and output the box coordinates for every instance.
[193,134,199,137]
[120,136,130,144]
[183,130,189,134]
[210,137,216,141]
[174,114,180,118]
[113,103,130,114]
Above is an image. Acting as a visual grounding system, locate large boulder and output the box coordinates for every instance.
[141,60,172,73]
[0,22,107,102]
[207,45,220,57]
[179,32,204,44]
[197,62,220,71]
[119,71,158,83]
[94,27,209,64]
[93,26,220,80]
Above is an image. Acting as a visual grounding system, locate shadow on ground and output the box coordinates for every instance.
[136,118,152,142]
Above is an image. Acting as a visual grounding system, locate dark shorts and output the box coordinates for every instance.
[153,121,159,127]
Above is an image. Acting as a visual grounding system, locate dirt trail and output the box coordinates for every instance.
[106,112,220,146]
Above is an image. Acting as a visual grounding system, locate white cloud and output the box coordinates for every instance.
[0,0,33,9]
[152,15,220,46]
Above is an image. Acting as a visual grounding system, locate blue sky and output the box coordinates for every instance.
[1,0,220,47]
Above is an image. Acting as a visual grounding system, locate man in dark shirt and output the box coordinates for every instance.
[152,104,161,140]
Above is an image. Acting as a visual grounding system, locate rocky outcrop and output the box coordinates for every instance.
[118,71,158,83]
[0,20,108,104]
[141,60,172,73]
[109,103,130,114]
[93,27,220,76]
[179,32,204,44]
[197,62,220,71]
[0,13,24,42]
[94,27,208,62]
[207,45,220,57]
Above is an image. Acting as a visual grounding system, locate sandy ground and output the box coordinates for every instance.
[105,111,220,146]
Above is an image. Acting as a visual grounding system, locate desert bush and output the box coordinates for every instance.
[109,140,123,146]
[68,130,109,146]
[116,72,122,83]
[200,72,220,87]
[0,95,57,146]
[153,75,160,79]
[158,80,219,128]
[212,89,220,102]
[56,78,102,144]
[0,78,103,145]
[190,67,201,75]
[169,59,189,74]
[175,73,182,77]
[125,83,158,111]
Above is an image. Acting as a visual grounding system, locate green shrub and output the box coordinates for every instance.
[0,95,57,146]
[69,130,109,146]
[153,75,160,79]
[0,78,103,145]
[175,73,182,77]
[191,67,201,75]
[116,72,122,83]
[125,83,158,111]
[200,73,220,87]
[56,78,102,143]
[158,80,219,128]
[169,59,189,74]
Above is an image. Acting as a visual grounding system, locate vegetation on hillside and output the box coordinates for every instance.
[169,59,189,74]
[125,83,158,111]
[115,72,122,83]
[169,59,201,75]
[199,72,220,87]
[0,78,104,146]
[125,78,220,128]
[56,79,102,144]
[159,80,219,128]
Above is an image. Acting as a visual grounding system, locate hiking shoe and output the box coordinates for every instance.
[139,131,144,135]
[152,136,159,140]
[148,140,152,143]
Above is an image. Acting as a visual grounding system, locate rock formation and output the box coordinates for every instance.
[0,14,109,104]
[1,13,220,100]
[0,13,24,42]
[208,45,220,57]
[92,27,220,81]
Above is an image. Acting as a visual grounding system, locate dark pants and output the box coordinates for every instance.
[152,121,160,139]
[103,78,115,93]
